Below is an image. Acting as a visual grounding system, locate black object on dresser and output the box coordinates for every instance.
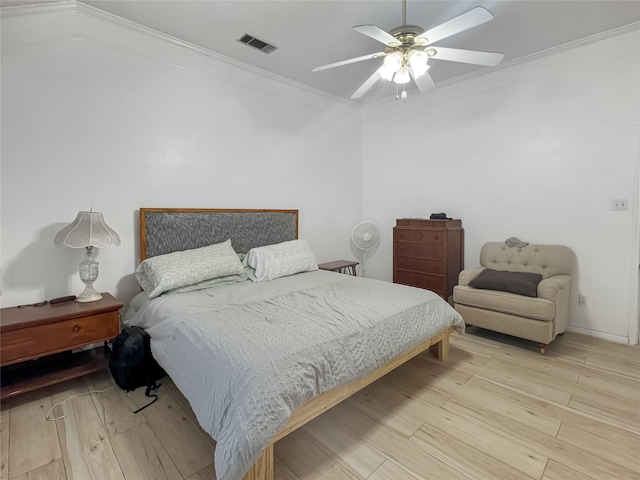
[393,219,464,300]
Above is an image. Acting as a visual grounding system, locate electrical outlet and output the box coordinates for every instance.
[611,199,628,211]
[578,294,587,306]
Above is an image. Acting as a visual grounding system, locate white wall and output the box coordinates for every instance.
[0,3,363,307]
[2,3,638,344]
[362,27,640,344]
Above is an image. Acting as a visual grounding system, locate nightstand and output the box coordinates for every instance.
[318,260,359,276]
[0,293,123,400]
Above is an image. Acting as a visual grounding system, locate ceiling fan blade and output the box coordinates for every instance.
[351,69,382,99]
[417,6,494,45]
[428,47,504,66]
[353,25,401,46]
[312,52,384,72]
[410,69,437,94]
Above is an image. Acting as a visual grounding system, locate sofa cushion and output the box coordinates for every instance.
[468,268,542,297]
[453,285,555,321]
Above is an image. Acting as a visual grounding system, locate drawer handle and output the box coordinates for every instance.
[72,324,81,333]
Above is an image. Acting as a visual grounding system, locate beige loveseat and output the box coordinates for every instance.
[453,242,574,354]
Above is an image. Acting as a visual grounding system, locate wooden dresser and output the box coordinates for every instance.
[393,219,464,300]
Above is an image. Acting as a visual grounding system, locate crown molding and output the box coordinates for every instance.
[463,21,640,84]
[3,1,637,113]
[1,0,360,112]
[0,0,77,17]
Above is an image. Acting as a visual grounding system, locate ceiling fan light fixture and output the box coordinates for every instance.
[408,50,429,78]
[410,62,429,79]
[380,52,402,81]
[394,66,411,84]
[379,66,394,81]
[383,52,402,69]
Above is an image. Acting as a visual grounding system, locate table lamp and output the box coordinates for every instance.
[54,210,120,302]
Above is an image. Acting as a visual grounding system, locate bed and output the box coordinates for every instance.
[123,208,464,480]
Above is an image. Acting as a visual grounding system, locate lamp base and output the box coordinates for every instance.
[77,247,102,303]
[76,286,102,303]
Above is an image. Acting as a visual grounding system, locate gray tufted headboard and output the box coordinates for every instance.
[140,208,298,260]
[479,242,574,279]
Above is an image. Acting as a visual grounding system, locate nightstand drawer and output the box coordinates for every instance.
[1,311,119,365]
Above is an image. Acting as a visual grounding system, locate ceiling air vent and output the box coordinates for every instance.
[238,33,277,54]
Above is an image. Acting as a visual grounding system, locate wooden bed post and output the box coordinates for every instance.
[242,444,274,480]
[437,334,450,360]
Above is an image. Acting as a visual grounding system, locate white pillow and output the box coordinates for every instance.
[135,240,244,298]
[247,239,318,282]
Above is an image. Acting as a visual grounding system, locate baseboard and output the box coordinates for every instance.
[565,325,630,345]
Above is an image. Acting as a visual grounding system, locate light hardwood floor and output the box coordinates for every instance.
[1,327,639,480]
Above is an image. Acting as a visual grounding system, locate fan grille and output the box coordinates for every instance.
[352,222,380,250]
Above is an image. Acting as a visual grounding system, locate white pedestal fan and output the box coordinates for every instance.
[351,221,380,277]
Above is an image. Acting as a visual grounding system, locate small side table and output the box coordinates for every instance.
[318,260,359,276]
[0,293,123,400]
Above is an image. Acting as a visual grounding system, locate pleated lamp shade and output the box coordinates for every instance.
[54,211,120,248]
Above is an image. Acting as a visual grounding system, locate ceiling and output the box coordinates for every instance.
[11,1,640,104]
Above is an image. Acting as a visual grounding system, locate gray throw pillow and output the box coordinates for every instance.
[469,268,542,297]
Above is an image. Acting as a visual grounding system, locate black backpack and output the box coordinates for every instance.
[109,326,165,413]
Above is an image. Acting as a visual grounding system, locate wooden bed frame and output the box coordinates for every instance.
[138,208,454,480]
[243,327,452,480]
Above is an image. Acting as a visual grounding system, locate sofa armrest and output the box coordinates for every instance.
[457,266,486,286]
[537,275,571,335]
[537,275,570,300]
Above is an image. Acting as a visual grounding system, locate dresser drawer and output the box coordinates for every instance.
[394,229,444,244]
[395,242,444,260]
[1,312,119,365]
[394,271,445,294]
[396,219,462,228]
[395,256,445,274]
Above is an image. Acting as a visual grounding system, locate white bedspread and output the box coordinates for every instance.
[124,270,464,480]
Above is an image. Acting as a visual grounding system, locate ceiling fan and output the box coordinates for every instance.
[312,0,504,101]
